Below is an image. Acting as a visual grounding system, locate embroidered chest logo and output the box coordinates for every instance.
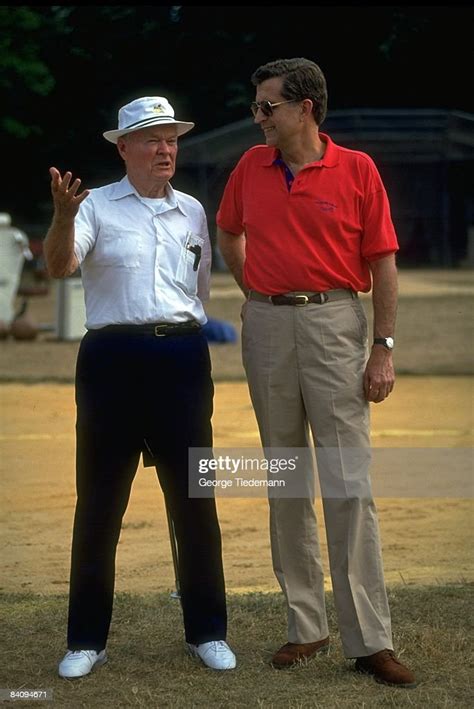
[315,199,337,212]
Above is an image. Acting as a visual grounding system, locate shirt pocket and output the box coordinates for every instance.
[176,231,204,296]
[92,227,141,269]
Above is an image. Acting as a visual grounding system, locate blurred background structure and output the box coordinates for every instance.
[178,109,474,268]
[1,6,473,354]
[2,5,473,266]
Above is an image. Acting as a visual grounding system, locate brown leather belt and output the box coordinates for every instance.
[248,289,356,306]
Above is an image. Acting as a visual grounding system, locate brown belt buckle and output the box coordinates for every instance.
[154,325,167,337]
[294,294,309,306]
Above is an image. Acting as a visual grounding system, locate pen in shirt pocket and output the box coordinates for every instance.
[187,243,202,271]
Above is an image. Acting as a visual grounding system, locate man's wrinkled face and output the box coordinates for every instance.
[118,125,178,187]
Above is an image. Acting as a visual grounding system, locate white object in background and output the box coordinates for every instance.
[56,278,87,340]
[0,213,33,323]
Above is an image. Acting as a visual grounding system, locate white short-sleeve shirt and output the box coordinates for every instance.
[74,176,211,329]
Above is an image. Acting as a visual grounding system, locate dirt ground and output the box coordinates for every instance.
[1,377,472,596]
[1,269,473,596]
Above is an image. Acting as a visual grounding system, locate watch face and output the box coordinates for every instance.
[386,337,394,349]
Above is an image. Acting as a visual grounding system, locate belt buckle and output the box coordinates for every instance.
[294,294,309,306]
[154,325,167,337]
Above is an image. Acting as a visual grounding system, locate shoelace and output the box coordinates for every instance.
[67,650,95,661]
[376,650,400,666]
[209,641,230,654]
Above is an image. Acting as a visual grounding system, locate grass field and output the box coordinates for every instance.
[1,585,473,708]
[1,270,473,706]
[1,376,473,707]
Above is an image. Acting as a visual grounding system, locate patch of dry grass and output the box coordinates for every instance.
[1,585,472,708]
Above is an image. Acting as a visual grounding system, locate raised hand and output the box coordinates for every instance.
[49,167,89,220]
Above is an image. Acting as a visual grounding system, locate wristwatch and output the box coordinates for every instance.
[373,337,394,351]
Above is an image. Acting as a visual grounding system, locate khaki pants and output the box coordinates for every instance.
[241,293,393,658]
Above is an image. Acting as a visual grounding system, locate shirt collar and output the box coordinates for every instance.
[265,132,340,169]
[108,175,188,215]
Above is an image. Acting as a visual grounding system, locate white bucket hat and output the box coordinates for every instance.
[103,96,195,143]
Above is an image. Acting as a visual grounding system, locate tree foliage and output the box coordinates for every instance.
[0,7,56,137]
[2,5,472,227]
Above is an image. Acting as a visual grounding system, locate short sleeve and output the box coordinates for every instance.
[360,161,399,261]
[74,194,98,265]
[216,160,245,235]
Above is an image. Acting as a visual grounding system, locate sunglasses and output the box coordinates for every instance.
[250,99,298,117]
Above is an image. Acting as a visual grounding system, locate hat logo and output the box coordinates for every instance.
[152,104,167,114]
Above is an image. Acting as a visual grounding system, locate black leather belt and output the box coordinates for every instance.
[248,289,356,306]
[97,321,201,336]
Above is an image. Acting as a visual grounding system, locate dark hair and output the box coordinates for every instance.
[251,58,327,126]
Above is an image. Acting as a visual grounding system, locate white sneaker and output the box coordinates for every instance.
[187,640,236,670]
[58,649,107,678]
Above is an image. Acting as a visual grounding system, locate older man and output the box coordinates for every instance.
[45,96,236,677]
[217,59,416,687]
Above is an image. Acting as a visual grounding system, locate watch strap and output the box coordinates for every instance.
[373,337,394,350]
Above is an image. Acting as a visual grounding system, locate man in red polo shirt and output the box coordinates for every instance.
[217,58,416,687]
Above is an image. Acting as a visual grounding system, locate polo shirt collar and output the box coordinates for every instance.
[108,175,188,215]
[265,132,339,169]
[317,133,339,168]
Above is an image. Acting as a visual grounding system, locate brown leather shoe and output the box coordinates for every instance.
[355,649,417,688]
[271,637,330,668]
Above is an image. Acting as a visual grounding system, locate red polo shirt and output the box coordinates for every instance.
[216,134,398,294]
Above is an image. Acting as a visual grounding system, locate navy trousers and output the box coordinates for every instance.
[67,328,227,650]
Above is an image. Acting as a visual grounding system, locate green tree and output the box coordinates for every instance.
[0,7,59,137]
[2,6,472,229]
